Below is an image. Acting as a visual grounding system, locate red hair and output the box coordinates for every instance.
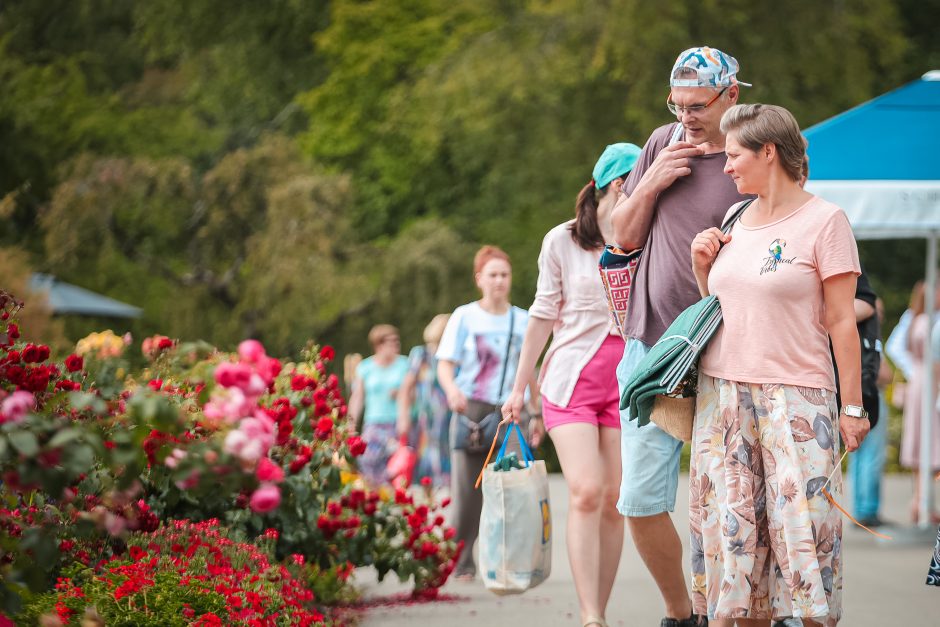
[473,245,511,275]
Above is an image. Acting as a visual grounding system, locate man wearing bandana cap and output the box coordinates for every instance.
[610,46,753,627]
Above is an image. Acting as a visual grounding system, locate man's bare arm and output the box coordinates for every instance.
[611,141,704,249]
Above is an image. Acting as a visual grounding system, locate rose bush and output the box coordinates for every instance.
[0,290,461,621]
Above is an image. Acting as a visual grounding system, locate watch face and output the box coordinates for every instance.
[844,406,863,417]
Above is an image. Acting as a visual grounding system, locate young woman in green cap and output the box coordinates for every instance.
[502,142,641,627]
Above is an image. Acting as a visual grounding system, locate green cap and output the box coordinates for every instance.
[592,143,642,189]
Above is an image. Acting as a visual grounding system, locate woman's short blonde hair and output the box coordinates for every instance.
[720,104,807,182]
[367,324,399,349]
[423,314,450,345]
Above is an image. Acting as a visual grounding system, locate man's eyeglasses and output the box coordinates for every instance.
[666,86,729,117]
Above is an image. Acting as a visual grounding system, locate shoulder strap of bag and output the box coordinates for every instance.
[720,198,755,235]
[494,307,514,403]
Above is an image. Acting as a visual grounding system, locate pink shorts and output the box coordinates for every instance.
[542,334,624,431]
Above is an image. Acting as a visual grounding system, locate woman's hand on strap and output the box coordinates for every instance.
[839,413,870,452]
[691,227,729,296]
[691,227,730,270]
[501,390,525,424]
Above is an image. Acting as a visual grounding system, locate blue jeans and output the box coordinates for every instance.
[616,338,685,517]
[847,396,887,519]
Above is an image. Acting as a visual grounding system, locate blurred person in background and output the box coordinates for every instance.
[437,245,538,581]
[502,142,640,627]
[347,324,409,486]
[847,290,892,528]
[899,282,940,523]
[397,313,452,487]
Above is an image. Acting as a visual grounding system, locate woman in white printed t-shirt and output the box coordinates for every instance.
[436,245,539,581]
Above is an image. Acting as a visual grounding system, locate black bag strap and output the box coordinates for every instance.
[494,307,515,404]
[720,198,755,235]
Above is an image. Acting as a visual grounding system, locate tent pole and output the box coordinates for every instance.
[920,233,938,528]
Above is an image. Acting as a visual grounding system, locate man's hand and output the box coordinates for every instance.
[638,141,704,194]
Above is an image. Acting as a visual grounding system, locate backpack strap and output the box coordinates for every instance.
[666,123,684,147]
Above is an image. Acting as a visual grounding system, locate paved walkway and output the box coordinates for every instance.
[356,473,937,626]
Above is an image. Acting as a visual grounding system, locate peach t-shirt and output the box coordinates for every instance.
[699,196,860,391]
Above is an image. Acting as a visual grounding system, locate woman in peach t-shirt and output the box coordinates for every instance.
[688,104,869,627]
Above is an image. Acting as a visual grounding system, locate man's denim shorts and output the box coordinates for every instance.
[616,337,685,517]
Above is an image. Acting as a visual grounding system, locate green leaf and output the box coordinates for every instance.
[47,427,83,449]
[68,391,107,414]
[8,431,38,457]
[62,444,95,476]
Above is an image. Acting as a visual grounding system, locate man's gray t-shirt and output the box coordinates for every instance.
[622,122,751,347]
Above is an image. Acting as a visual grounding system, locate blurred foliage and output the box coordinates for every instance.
[0,0,936,364]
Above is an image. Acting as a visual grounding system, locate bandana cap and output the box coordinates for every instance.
[670,46,752,88]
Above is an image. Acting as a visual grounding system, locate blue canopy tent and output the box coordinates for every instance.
[28,273,142,318]
[804,70,940,529]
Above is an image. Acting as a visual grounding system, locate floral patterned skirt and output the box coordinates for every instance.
[690,374,842,625]
[358,423,398,486]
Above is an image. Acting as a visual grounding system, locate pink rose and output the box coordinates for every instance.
[255,457,285,484]
[245,373,268,397]
[256,356,282,385]
[238,339,266,364]
[203,387,251,423]
[0,391,35,424]
[214,362,253,390]
[249,483,281,513]
[224,416,275,462]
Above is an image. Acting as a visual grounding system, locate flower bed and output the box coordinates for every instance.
[22,520,325,626]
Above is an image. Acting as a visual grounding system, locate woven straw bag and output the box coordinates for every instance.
[650,395,695,442]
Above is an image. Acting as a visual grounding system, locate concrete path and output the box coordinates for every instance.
[356,474,937,626]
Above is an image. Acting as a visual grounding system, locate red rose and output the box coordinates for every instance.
[5,351,19,363]
[346,435,367,456]
[327,501,342,517]
[313,398,331,417]
[21,345,40,363]
[420,476,432,487]
[363,502,377,516]
[157,337,174,350]
[64,354,83,372]
[345,515,361,528]
[6,323,19,340]
[315,417,334,438]
[319,345,335,361]
[4,365,24,386]
[25,369,50,392]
